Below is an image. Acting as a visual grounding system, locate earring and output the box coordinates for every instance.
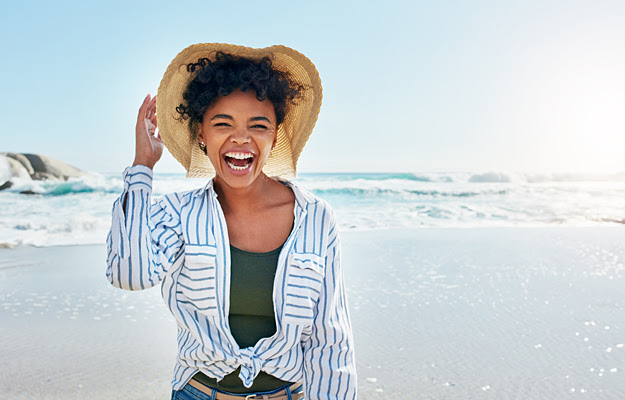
[199,142,207,154]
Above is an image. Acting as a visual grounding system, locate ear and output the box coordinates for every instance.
[271,134,277,150]
[197,122,205,143]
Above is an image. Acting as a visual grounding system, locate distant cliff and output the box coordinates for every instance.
[0,153,85,191]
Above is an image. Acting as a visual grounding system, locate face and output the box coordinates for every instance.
[197,90,277,190]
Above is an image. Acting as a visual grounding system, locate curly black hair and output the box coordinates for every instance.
[175,52,307,141]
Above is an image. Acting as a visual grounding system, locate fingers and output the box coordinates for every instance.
[146,95,157,120]
[136,94,151,136]
[133,94,163,169]
[144,96,157,135]
[137,94,158,138]
[138,94,151,117]
[138,94,157,117]
[144,118,157,136]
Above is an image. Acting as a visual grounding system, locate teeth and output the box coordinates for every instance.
[224,152,253,171]
[225,152,254,159]
[226,161,251,171]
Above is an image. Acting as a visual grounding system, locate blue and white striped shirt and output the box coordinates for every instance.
[106,165,357,399]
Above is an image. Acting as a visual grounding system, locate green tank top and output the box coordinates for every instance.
[192,244,292,393]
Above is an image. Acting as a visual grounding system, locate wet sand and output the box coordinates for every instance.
[1,228,625,399]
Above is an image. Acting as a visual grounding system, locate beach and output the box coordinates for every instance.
[1,227,625,399]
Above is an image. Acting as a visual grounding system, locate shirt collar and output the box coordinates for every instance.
[194,179,217,199]
[275,178,317,212]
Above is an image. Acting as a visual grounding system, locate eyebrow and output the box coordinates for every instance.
[210,114,271,123]
[249,116,271,123]
[210,114,233,121]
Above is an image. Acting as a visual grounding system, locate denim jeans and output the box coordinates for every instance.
[171,383,209,400]
[171,382,303,400]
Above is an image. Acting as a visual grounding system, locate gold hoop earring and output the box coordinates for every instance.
[199,142,207,154]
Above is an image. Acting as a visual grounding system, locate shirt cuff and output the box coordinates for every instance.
[122,165,153,193]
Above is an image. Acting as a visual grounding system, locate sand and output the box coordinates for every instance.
[1,227,625,399]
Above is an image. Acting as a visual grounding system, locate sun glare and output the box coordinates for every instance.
[506,26,625,173]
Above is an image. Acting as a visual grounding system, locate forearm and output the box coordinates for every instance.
[302,240,357,399]
[106,165,179,290]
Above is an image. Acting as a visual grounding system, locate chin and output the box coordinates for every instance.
[215,168,267,189]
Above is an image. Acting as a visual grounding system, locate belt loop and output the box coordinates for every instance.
[287,385,293,400]
[209,388,217,400]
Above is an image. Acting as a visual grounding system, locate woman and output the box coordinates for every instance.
[106,43,357,400]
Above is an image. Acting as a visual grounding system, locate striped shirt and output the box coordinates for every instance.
[106,165,357,399]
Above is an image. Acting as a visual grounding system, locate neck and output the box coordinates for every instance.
[213,173,274,213]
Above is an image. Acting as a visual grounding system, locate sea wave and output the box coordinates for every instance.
[309,186,511,198]
[1,171,625,247]
[2,174,122,195]
[2,169,624,197]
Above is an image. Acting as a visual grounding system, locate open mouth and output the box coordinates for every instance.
[223,152,254,171]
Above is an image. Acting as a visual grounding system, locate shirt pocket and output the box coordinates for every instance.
[283,253,325,325]
[176,244,219,317]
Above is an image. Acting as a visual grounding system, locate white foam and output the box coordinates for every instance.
[0,155,11,183]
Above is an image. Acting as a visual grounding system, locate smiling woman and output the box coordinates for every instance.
[198,91,278,186]
[105,43,356,400]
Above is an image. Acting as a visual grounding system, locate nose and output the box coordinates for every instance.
[230,127,251,144]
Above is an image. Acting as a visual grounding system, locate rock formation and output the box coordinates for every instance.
[0,153,85,191]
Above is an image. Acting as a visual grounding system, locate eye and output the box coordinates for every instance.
[213,122,231,127]
[250,124,268,130]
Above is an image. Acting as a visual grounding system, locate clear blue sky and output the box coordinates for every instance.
[2,0,624,174]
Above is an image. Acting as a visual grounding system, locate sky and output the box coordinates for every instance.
[1,0,625,175]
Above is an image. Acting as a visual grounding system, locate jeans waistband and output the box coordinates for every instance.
[185,378,304,400]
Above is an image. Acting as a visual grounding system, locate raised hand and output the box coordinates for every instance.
[133,94,164,169]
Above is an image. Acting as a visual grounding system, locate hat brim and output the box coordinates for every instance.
[156,43,322,179]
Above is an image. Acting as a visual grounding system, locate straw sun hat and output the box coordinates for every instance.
[156,43,322,179]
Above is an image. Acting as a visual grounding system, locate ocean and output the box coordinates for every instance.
[1,171,625,247]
